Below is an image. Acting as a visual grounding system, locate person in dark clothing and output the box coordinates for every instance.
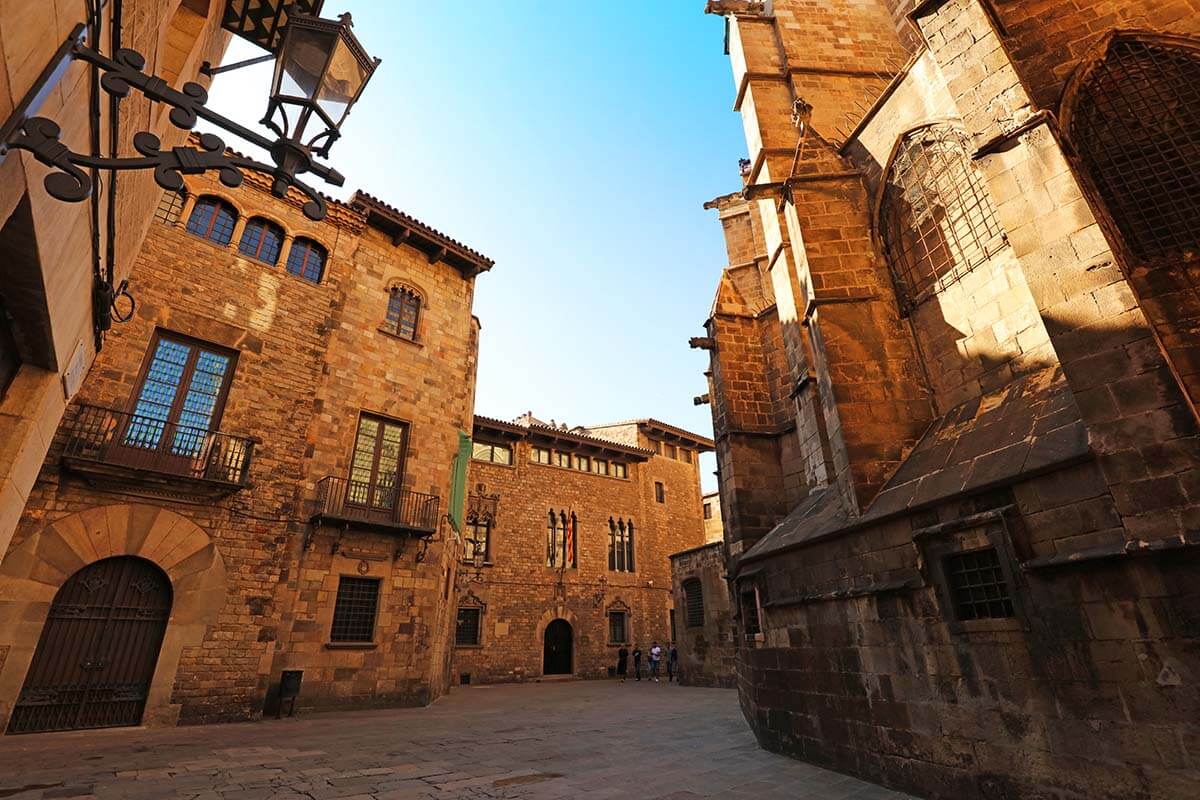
[617,646,629,682]
[667,644,679,683]
[631,645,643,681]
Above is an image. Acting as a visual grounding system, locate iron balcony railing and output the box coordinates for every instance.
[61,404,254,487]
[311,476,440,534]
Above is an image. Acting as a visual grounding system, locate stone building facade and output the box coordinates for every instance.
[450,415,711,684]
[698,1,1200,798]
[0,157,492,731]
[670,541,737,688]
[702,489,724,543]
[0,0,237,573]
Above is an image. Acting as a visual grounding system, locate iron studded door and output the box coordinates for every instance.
[7,556,172,734]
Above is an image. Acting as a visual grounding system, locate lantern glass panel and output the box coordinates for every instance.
[317,37,370,125]
[279,26,336,102]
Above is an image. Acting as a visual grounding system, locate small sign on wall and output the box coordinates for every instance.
[61,341,87,400]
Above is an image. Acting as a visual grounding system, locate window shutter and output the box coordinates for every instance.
[448,431,472,533]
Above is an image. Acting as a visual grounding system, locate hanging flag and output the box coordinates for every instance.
[566,511,576,568]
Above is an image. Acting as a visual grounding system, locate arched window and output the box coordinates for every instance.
[286,238,326,284]
[608,517,635,573]
[880,124,1006,310]
[237,217,285,265]
[385,286,421,340]
[185,196,237,245]
[1068,38,1200,264]
[683,578,704,628]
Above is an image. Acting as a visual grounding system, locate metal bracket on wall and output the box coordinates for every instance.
[0,24,343,221]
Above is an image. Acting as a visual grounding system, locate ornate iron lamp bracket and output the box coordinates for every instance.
[0,24,344,221]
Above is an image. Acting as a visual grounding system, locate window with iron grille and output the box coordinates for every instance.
[286,237,326,284]
[683,579,704,627]
[238,217,284,265]
[330,576,380,642]
[608,611,628,644]
[1069,38,1200,264]
[944,548,1014,621]
[186,196,237,245]
[455,607,481,646]
[880,124,1006,311]
[154,189,186,225]
[385,286,421,340]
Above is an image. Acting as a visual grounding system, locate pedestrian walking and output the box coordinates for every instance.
[667,644,678,683]
[649,641,663,682]
[632,644,643,681]
[617,646,629,682]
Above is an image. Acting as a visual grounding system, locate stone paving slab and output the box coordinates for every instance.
[0,682,917,799]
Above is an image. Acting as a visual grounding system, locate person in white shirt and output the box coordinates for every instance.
[649,642,663,682]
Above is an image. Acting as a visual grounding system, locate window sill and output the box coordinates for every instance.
[324,642,378,650]
[376,326,423,347]
[527,461,630,481]
[948,617,1023,635]
[454,643,484,649]
[472,459,516,470]
[460,561,494,567]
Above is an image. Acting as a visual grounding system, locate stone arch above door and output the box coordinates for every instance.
[0,504,226,729]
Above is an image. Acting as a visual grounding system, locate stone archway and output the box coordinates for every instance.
[534,606,579,677]
[0,504,226,730]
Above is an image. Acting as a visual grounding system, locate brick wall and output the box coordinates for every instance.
[450,427,707,684]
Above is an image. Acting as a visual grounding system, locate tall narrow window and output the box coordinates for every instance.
[347,413,408,510]
[880,124,1005,310]
[286,237,327,284]
[330,576,380,642]
[465,518,491,563]
[655,482,665,503]
[185,196,237,245]
[608,517,635,573]
[1069,38,1200,264]
[608,611,628,644]
[741,590,761,637]
[238,217,285,265]
[0,296,19,402]
[385,286,421,340]
[683,579,704,627]
[124,332,236,456]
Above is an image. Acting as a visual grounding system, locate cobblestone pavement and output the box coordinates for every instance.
[0,681,915,800]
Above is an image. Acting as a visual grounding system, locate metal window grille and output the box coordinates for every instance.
[683,579,704,627]
[329,577,380,642]
[186,197,237,245]
[944,548,1014,621]
[455,607,481,646]
[880,124,1006,311]
[238,218,284,264]
[1070,39,1200,264]
[608,611,627,644]
[385,287,421,340]
[286,238,326,284]
[154,189,185,224]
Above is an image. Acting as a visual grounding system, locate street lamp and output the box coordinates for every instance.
[0,11,381,222]
[265,14,380,161]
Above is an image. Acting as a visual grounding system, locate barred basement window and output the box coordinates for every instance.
[456,607,481,646]
[154,189,185,224]
[944,548,1015,621]
[880,124,1006,310]
[683,578,704,627]
[330,577,380,642]
[1069,38,1200,264]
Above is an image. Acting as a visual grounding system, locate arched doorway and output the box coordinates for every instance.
[542,619,572,675]
[7,557,172,734]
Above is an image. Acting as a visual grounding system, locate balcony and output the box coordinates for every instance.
[60,404,254,496]
[310,476,440,535]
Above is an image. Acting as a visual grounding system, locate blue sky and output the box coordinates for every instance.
[202,2,746,490]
